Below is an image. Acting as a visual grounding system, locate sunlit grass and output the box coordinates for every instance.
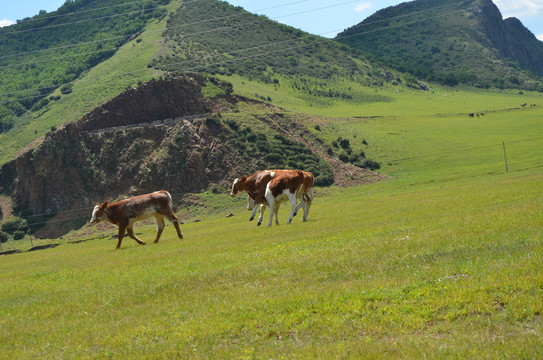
[2,34,543,358]
[1,167,542,358]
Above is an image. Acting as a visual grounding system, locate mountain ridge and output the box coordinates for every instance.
[336,0,543,90]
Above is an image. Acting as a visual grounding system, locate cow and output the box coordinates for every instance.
[247,170,314,226]
[262,170,306,227]
[231,169,293,221]
[89,190,183,249]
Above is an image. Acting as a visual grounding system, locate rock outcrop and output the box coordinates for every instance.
[0,76,241,229]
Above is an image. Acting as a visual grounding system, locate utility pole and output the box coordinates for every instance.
[503,141,509,173]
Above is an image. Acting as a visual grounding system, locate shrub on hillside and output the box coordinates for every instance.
[1,217,29,235]
[315,160,334,187]
[13,230,26,241]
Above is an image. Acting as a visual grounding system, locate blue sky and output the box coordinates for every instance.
[1,0,542,41]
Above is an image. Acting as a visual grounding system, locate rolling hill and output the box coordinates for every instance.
[336,0,543,90]
[0,0,171,133]
[0,0,391,235]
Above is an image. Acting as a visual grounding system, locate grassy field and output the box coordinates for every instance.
[1,86,542,358]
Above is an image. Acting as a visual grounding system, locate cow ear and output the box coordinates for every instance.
[100,202,108,209]
[241,175,247,182]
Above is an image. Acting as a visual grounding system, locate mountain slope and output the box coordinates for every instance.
[0,0,393,235]
[0,75,386,237]
[0,0,171,133]
[336,0,543,90]
[0,0,398,165]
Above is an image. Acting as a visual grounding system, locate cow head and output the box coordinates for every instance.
[230,175,247,197]
[89,202,108,224]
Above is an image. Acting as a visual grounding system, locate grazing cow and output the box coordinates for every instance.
[521,103,527,107]
[263,170,305,227]
[89,190,183,249]
[247,170,314,226]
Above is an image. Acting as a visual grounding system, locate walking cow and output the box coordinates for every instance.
[89,190,183,249]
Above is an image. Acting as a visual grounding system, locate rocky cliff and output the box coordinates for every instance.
[477,4,543,76]
[0,76,242,234]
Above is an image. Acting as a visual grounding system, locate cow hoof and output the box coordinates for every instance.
[249,217,254,221]
[293,212,297,217]
[257,222,261,226]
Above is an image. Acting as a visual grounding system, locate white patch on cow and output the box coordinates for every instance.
[264,185,298,227]
[230,178,240,197]
[128,206,158,226]
[264,170,276,178]
[89,205,101,223]
[247,195,256,210]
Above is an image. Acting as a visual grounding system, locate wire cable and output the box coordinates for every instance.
[0,0,497,102]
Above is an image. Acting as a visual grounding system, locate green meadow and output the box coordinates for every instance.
[1,85,542,359]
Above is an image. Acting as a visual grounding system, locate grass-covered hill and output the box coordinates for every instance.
[152,0,384,86]
[0,0,171,133]
[336,0,543,90]
[1,82,542,359]
[0,0,392,234]
[0,0,400,164]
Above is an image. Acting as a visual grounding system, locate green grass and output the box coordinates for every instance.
[1,85,542,358]
[1,171,541,359]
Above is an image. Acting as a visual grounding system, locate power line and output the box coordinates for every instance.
[0,0,319,69]
[0,0,497,102]
[0,0,466,62]
[8,0,155,25]
[1,135,540,228]
[0,2,177,36]
[0,0,511,60]
[0,0,311,56]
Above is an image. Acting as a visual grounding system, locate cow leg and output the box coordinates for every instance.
[257,204,266,226]
[116,225,126,249]
[287,193,298,224]
[165,213,184,240]
[274,202,281,225]
[267,198,275,227]
[250,205,258,222]
[153,215,165,243]
[302,188,314,222]
[294,200,304,218]
[127,225,146,245]
[302,201,312,222]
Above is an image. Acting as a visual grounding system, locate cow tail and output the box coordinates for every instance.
[164,190,173,206]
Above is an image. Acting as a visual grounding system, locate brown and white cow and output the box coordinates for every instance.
[247,170,314,226]
[263,170,305,227]
[231,169,293,222]
[89,190,183,249]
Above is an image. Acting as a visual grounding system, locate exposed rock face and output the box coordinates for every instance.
[0,76,241,225]
[477,5,543,76]
[78,75,208,132]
